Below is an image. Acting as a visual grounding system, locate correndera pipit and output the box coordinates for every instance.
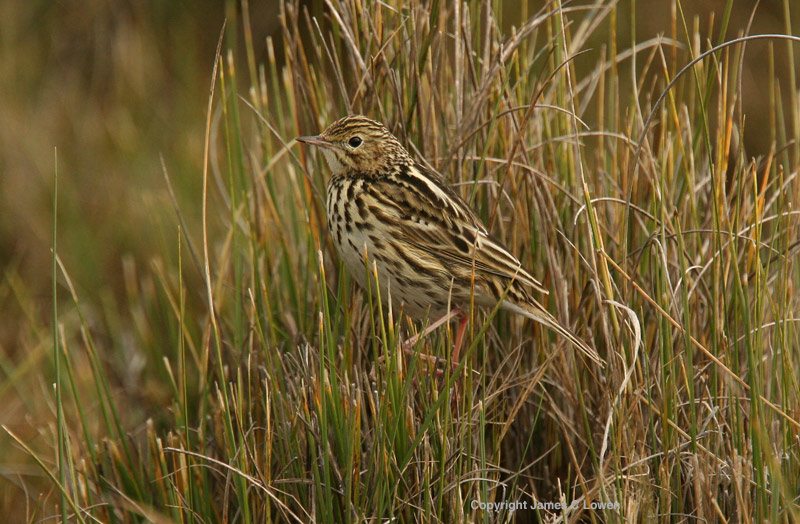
[297,115,600,365]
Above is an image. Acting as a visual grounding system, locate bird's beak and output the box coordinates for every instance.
[296,135,332,149]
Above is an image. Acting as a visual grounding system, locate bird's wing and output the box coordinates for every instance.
[375,162,549,296]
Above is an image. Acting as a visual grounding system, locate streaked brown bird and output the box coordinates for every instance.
[297,115,600,364]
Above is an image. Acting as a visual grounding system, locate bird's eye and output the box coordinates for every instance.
[348,136,363,148]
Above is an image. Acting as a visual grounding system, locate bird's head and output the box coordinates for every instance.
[297,115,409,176]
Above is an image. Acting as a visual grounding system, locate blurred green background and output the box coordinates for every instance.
[0,0,796,396]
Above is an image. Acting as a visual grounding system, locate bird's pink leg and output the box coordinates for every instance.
[400,308,465,370]
[451,312,469,364]
[401,307,461,350]
[387,308,468,406]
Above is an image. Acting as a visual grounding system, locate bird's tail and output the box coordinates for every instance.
[506,300,603,366]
